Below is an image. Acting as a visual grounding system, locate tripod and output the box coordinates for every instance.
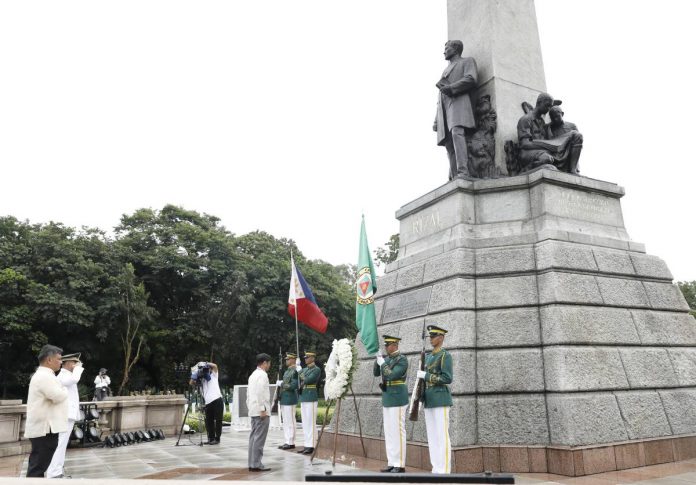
[175,382,206,446]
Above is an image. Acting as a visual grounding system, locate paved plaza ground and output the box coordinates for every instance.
[2,426,696,483]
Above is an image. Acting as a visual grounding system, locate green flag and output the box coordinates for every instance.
[356,215,379,355]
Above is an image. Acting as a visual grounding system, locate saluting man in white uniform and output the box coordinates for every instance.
[46,352,84,479]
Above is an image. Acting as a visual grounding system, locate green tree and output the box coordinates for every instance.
[113,263,157,395]
[0,208,356,398]
[678,281,696,317]
[374,233,399,268]
[0,268,45,397]
[114,205,244,389]
[0,217,122,398]
[231,231,355,383]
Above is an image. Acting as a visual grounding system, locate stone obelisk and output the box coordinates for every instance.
[448,0,547,172]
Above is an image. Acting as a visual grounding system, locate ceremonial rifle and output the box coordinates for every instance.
[408,321,427,422]
[271,347,282,413]
[298,356,305,396]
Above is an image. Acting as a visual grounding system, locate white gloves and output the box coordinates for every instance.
[276,380,283,386]
[417,370,426,380]
[295,364,302,372]
[376,355,385,366]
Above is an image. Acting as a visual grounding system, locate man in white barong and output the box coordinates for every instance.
[247,353,272,472]
[25,345,68,478]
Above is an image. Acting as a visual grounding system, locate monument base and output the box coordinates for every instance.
[317,432,696,477]
[338,169,695,477]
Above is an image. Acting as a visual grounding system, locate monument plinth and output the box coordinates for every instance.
[326,169,695,476]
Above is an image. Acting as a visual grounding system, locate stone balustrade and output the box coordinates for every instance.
[0,395,186,458]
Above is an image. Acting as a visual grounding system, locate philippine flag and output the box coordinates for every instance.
[288,257,328,334]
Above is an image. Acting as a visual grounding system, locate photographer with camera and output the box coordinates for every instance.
[94,368,111,401]
[189,361,223,445]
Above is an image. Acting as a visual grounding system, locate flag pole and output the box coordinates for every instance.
[291,250,300,360]
[294,306,300,363]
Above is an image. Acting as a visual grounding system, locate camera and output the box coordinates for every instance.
[190,362,212,383]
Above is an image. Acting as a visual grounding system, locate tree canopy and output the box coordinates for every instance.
[678,281,696,318]
[374,233,399,268]
[0,206,355,399]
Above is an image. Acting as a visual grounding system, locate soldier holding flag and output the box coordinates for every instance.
[374,335,408,473]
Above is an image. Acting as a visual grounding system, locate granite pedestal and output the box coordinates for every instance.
[326,169,696,476]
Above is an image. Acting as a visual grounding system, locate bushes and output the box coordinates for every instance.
[294,399,335,425]
[186,401,334,432]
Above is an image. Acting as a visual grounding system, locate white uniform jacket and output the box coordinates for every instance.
[57,366,84,421]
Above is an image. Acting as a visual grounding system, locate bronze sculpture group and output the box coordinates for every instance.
[434,40,583,180]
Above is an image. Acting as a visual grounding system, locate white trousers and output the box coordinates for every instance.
[424,407,451,474]
[280,405,296,445]
[46,419,75,478]
[383,405,407,468]
[300,401,317,448]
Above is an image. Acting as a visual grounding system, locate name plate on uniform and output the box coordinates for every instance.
[382,286,432,323]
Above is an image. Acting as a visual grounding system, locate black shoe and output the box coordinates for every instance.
[390,467,405,473]
[380,466,394,473]
[301,447,314,455]
[204,440,215,445]
[296,448,306,453]
[280,444,295,450]
[210,439,220,445]
[249,466,271,472]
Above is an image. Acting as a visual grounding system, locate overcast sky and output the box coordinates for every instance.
[1,1,694,281]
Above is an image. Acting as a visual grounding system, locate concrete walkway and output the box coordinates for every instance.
[4,425,696,483]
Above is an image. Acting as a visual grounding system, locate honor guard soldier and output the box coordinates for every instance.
[416,325,453,474]
[277,352,299,450]
[374,335,408,473]
[297,350,321,455]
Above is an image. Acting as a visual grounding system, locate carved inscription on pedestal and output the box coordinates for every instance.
[556,192,612,218]
[546,187,620,227]
[382,286,433,324]
[409,209,442,239]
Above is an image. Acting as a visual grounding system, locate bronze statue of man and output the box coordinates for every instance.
[545,105,583,174]
[433,40,478,180]
[517,93,583,174]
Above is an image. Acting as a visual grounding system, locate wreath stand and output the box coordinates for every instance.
[310,384,366,465]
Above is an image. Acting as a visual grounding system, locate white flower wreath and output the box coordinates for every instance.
[324,338,358,400]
